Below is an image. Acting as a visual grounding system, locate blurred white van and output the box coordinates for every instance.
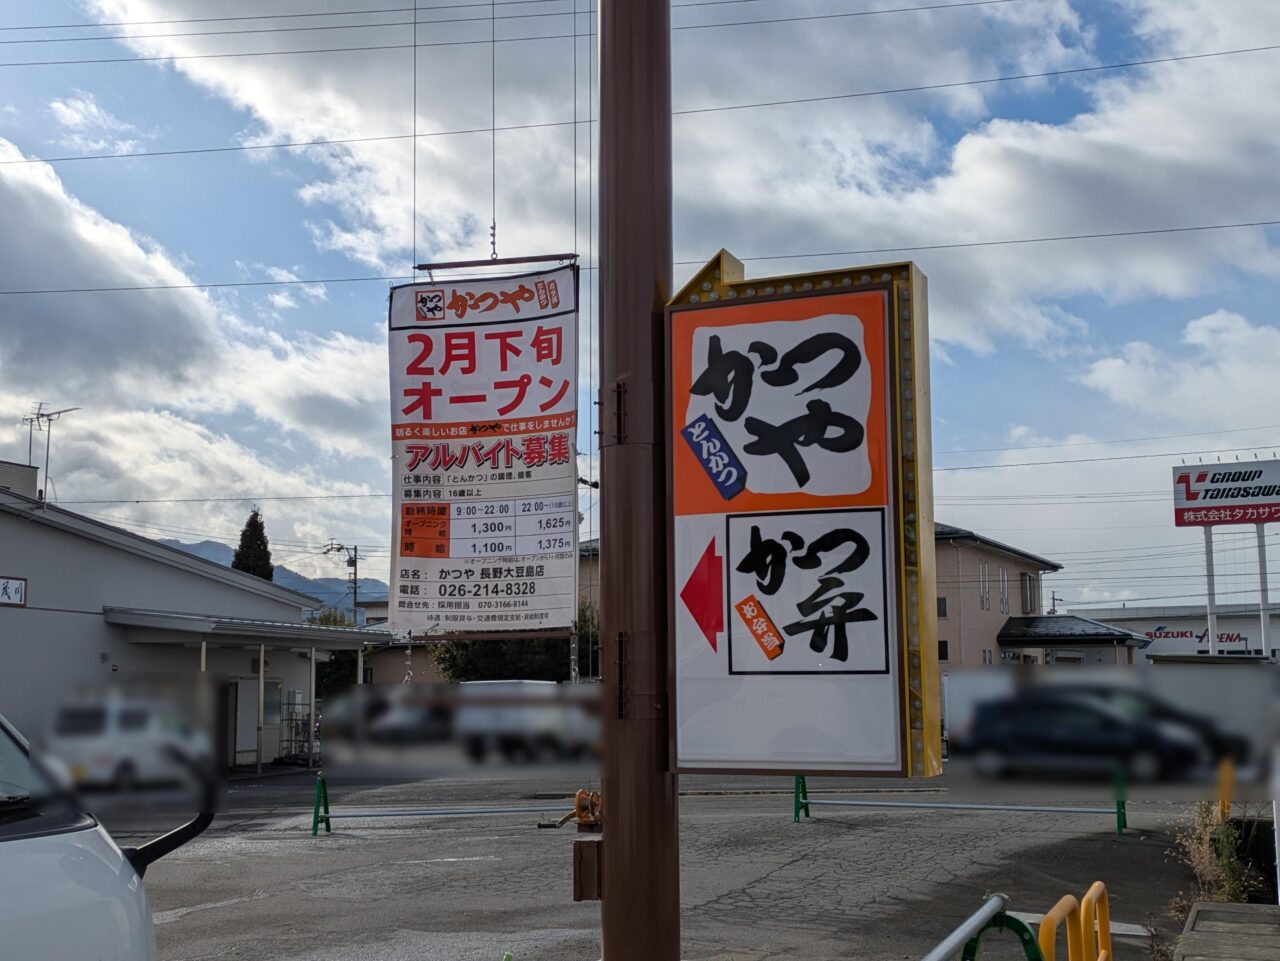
[48,697,211,788]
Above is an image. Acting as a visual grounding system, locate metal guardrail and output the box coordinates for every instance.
[920,895,1010,961]
[921,883,1114,961]
[308,772,600,834]
[793,774,1128,835]
[807,798,1116,815]
[322,805,567,819]
[309,772,570,834]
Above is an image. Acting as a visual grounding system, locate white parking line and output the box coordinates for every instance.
[391,856,501,864]
[152,894,265,926]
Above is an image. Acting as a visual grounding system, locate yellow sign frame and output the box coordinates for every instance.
[669,250,941,777]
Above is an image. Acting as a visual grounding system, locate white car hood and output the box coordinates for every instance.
[0,820,155,961]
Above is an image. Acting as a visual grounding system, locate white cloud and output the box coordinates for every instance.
[671,0,1280,351]
[48,90,145,155]
[260,265,327,302]
[1082,310,1280,431]
[934,418,1280,609]
[0,403,391,578]
[0,137,389,462]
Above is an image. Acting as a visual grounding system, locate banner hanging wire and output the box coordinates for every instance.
[411,0,418,270]
[413,252,578,273]
[489,0,498,260]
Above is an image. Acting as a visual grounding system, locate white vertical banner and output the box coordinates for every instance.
[387,264,579,635]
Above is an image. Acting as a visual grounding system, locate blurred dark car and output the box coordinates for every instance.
[366,697,452,746]
[963,693,1211,782]
[317,688,394,742]
[1025,684,1251,765]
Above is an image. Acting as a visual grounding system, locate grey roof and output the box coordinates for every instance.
[0,488,323,608]
[104,607,390,650]
[934,522,1063,572]
[997,615,1148,647]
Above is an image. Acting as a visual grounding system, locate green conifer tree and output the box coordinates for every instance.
[232,508,274,581]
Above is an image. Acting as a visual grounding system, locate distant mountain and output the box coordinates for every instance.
[157,539,389,623]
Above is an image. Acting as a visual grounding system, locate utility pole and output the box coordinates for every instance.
[598,2,679,960]
[324,541,360,626]
[1048,591,1064,615]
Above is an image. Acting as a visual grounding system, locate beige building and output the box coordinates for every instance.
[934,522,1062,667]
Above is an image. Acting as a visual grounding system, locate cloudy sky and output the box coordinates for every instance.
[1,0,1278,609]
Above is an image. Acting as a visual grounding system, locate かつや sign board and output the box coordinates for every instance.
[387,264,579,636]
[668,250,940,776]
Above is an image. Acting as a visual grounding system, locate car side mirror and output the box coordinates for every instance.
[121,746,219,879]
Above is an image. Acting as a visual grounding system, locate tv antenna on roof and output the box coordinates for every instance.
[20,403,80,504]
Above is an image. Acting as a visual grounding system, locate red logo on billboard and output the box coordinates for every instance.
[1175,471,1208,502]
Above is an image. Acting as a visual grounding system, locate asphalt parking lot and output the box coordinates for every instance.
[101,771,1196,961]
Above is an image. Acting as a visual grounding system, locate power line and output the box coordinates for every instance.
[943,491,1167,501]
[7,42,1276,167]
[676,0,1027,33]
[0,12,570,46]
[936,423,1280,456]
[0,119,577,167]
[3,217,1277,296]
[1033,529,1274,558]
[941,573,1269,584]
[937,443,1279,472]
[1069,586,1269,604]
[69,506,374,551]
[0,34,579,68]
[0,0,1025,46]
[59,492,389,505]
[3,27,1274,79]
[0,0,1010,34]
[51,445,1280,509]
[0,273,412,295]
[940,497,1168,507]
[676,219,1280,266]
[674,43,1280,116]
[0,1,578,32]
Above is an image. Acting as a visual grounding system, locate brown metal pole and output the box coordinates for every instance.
[598,2,679,959]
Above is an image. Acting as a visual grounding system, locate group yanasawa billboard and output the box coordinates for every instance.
[387,264,579,635]
[668,251,940,776]
[1172,460,1280,526]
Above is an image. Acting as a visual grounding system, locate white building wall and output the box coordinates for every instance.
[1074,605,1276,659]
[0,509,316,749]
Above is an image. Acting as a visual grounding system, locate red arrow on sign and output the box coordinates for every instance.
[680,539,723,652]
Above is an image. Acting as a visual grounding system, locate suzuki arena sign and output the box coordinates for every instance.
[1173,461,1280,526]
[667,251,940,776]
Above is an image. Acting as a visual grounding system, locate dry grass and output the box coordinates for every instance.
[1151,802,1268,959]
